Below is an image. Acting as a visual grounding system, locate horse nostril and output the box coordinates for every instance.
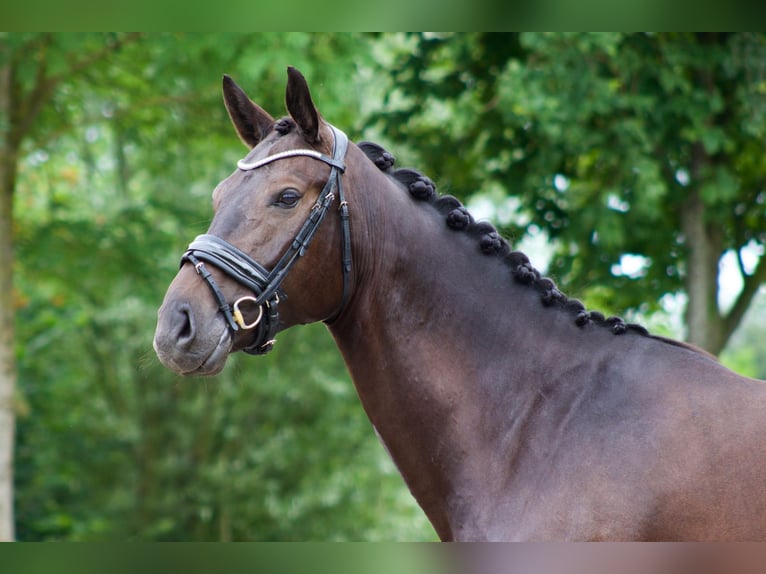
[176,303,195,347]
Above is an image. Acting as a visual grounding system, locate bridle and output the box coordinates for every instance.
[180,124,351,355]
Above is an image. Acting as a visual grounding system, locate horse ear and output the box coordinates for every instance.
[285,66,321,144]
[222,75,274,148]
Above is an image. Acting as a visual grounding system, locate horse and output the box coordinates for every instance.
[154,67,766,541]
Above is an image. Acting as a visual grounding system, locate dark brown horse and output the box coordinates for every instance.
[154,67,766,541]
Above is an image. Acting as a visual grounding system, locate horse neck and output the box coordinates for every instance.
[328,152,556,539]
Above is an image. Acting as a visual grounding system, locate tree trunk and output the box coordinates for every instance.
[681,190,725,354]
[0,57,16,541]
[681,142,727,356]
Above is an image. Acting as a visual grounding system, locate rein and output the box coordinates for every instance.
[180,125,350,355]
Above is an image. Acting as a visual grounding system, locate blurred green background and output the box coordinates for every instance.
[4,33,766,541]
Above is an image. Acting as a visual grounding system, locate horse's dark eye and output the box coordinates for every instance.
[276,188,302,208]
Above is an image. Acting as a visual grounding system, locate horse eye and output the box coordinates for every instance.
[276,188,302,208]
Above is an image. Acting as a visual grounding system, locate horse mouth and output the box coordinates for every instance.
[184,329,233,376]
[155,328,233,377]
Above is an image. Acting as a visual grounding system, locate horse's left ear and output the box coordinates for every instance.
[285,66,321,144]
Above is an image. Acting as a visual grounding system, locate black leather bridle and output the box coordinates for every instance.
[180,125,351,355]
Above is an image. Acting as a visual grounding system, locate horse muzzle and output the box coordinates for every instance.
[153,295,234,376]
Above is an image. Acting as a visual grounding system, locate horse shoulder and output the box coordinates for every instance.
[491,335,766,540]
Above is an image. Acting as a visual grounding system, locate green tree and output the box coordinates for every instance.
[375,32,766,356]
[1,32,146,540]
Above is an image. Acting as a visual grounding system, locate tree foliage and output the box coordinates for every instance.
[374,32,766,355]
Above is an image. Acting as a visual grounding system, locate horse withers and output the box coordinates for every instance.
[154,67,766,541]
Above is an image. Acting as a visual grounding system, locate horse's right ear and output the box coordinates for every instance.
[222,75,274,148]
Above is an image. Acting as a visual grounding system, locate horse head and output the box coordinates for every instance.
[154,67,352,375]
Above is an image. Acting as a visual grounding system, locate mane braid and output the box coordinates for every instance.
[358,140,655,340]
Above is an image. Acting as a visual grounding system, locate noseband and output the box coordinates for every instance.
[180,125,351,355]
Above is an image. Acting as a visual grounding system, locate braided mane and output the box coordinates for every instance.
[358,141,650,338]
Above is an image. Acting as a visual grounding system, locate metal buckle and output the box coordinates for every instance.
[232,296,263,330]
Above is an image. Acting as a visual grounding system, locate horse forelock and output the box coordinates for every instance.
[274,117,295,135]
[357,140,657,342]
